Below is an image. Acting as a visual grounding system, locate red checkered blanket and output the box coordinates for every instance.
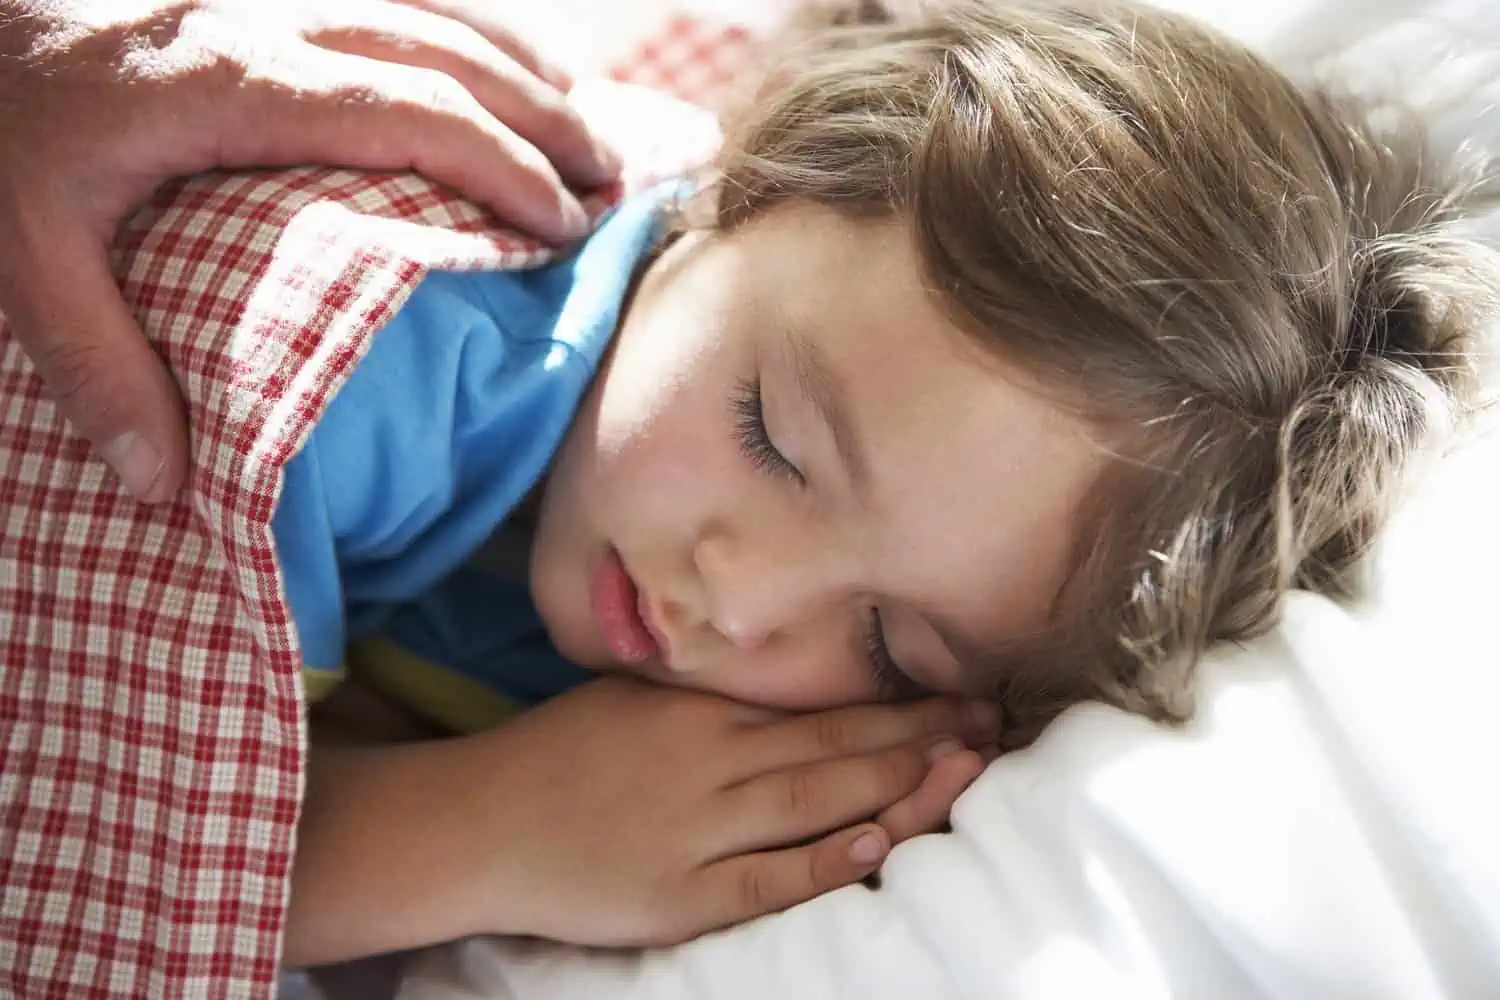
[0,17,751,998]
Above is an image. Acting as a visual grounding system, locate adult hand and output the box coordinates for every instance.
[286,677,995,964]
[0,0,619,502]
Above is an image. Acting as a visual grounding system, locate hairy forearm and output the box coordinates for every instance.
[282,737,503,968]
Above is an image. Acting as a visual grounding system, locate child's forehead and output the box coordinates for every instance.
[735,205,1107,525]
[734,205,1035,380]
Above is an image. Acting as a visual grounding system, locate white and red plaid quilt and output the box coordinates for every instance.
[0,15,758,998]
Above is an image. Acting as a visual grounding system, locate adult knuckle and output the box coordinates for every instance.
[31,340,129,431]
[380,64,471,119]
[422,70,476,117]
[504,141,553,183]
[435,19,507,74]
[34,337,109,401]
[528,93,586,138]
[500,36,547,76]
[168,6,264,84]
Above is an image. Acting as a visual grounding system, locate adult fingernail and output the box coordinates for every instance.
[559,198,592,241]
[539,59,575,93]
[102,432,167,502]
[590,136,622,178]
[926,737,962,763]
[849,831,886,865]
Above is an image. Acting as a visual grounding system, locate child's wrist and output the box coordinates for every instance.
[285,738,525,964]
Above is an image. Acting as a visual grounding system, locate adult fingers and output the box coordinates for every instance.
[0,215,188,503]
[717,741,936,856]
[389,0,576,91]
[740,696,998,774]
[684,823,889,937]
[875,740,988,846]
[226,53,590,243]
[307,2,616,190]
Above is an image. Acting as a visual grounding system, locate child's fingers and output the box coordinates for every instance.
[688,824,889,934]
[716,742,934,856]
[741,697,997,774]
[875,743,988,846]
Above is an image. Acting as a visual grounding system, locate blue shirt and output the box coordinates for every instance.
[272,189,672,717]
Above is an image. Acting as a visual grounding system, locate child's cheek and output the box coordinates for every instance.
[602,415,727,541]
[593,353,709,479]
[595,371,746,524]
[706,632,882,712]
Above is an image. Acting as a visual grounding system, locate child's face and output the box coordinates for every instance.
[530,203,1106,711]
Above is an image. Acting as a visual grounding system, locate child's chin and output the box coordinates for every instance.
[534,614,610,674]
[593,660,676,688]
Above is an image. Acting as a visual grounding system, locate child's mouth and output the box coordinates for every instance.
[590,547,660,665]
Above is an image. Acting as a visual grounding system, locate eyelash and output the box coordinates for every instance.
[731,376,805,487]
[732,378,918,700]
[865,608,923,701]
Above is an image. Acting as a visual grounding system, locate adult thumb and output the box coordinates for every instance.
[1,228,189,503]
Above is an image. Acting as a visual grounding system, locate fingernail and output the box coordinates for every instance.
[966,700,1000,734]
[101,432,167,502]
[925,737,962,763]
[590,136,622,178]
[559,198,592,241]
[539,59,575,93]
[849,831,886,865]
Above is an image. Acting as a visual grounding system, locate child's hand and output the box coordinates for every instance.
[286,675,994,964]
[472,676,994,947]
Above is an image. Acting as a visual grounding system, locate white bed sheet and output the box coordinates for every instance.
[394,1,1500,997]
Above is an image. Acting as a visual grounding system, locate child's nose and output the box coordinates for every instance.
[693,528,852,651]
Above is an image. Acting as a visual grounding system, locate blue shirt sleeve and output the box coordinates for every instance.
[271,189,671,677]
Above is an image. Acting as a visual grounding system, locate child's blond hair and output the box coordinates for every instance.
[700,0,1498,746]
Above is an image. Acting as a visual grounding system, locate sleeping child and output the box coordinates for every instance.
[216,0,1500,971]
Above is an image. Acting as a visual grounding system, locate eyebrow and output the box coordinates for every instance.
[782,332,873,497]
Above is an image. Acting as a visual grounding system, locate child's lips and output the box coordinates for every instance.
[635,590,674,667]
[590,547,659,664]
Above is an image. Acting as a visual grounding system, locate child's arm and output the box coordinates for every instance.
[283,737,499,966]
[282,677,986,966]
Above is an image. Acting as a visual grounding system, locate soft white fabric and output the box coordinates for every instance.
[396,1,1500,997]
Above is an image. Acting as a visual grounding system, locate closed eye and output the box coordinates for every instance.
[864,608,926,702]
[731,376,806,487]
